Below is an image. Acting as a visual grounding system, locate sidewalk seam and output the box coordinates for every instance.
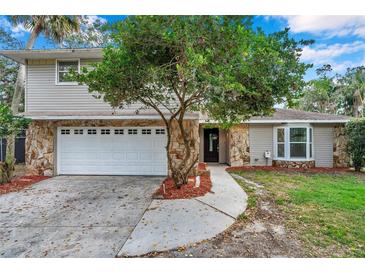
[115,198,154,258]
[194,198,237,220]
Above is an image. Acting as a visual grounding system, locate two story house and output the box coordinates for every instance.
[0,48,350,177]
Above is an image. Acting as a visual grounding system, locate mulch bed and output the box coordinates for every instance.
[226,165,354,174]
[0,175,50,195]
[153,163,212,199]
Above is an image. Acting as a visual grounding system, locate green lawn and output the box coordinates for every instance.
[230,170,365,257]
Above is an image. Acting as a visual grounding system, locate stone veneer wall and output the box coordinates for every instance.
[228,124,250,166]
[272,160,315,169]
[333,125,349,168]
[26,119,199,176]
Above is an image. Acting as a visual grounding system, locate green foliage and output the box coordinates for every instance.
[336,66,365,116]
[61,16,111,48]
[0,26,22,106]
[0,104,31,184]
[297,65,365,116]
[8,16,81,44]
[297,64,338,114]
[0,155,16,185]
[0,58,19,106]
[73,16,310,185]
[0,104,31,138]
[74,16,310,124]
[345,118,365,171]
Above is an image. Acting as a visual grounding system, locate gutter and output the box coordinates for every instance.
[199,119,349,124]
[24,114,199,121]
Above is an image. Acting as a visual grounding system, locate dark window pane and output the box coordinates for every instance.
[310,128,313,142]
[290,143,306,158]
[277,128,285,142]
[58,72,71,82]
[277,143,285,158]
[290,128,306,142]
[59,61,78,71]
[310,143,312,158]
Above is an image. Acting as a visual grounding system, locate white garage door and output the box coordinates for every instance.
[57,127,167,175]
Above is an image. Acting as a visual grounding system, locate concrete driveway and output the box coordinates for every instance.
[0,175,162,257]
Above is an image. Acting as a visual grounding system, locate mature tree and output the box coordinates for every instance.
[336,66,365,117]
[0,104,30,184]
[5,16,81,163]
[61,16,111,48]
[74,16,310,187]
[0,27,22,105]
[297,64,337,114]
[346,118,365,171]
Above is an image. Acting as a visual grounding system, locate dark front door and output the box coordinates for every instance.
[204,128,219,162]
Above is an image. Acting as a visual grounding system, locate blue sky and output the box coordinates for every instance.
[2,15,365,80]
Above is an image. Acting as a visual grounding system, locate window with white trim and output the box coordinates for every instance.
[277,128,285,158]
[309,128,313,158]
[274,126,313,160]
[290,128,307,158]
[56,60,80,84]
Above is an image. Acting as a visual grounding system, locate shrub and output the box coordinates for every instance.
[0,104,31,184]
[345,118,365,172]
[0,155,16,184]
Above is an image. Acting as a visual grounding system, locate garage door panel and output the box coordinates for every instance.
[112,153,126,161]
[57,127,167,175]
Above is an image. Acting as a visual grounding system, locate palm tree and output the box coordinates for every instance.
[6,16,81,163]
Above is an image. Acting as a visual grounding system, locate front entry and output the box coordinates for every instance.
[204,128,219,162]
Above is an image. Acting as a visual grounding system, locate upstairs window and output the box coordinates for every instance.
[56,59,80,84]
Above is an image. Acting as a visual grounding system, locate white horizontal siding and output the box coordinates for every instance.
[26,59,144,112]
[313,125,333,167]
[249,125,273,166]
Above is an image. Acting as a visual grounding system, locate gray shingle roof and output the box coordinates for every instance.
[250,108,350,122]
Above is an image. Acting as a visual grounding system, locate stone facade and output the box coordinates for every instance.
[228,124,250,166]
[26,119,199,176]
[272,160,315,169]
[333,125,349,168]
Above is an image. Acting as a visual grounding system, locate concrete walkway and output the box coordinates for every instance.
[118,165,247,257]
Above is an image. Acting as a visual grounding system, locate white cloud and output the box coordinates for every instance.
[282,15,365,38]
[301,41,365,62]
[300,41,365,73]
[84,15,107,25]
[0,16,29,37]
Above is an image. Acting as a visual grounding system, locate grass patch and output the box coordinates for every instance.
[234,178,258,209]
[230,170,365,257]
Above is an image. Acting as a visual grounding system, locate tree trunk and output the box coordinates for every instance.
[6,28,38,163]
[166,118,198,188]
[353,89,363,118]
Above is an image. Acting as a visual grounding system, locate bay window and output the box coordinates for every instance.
[277,128,285,158]
[274,125,313,160]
